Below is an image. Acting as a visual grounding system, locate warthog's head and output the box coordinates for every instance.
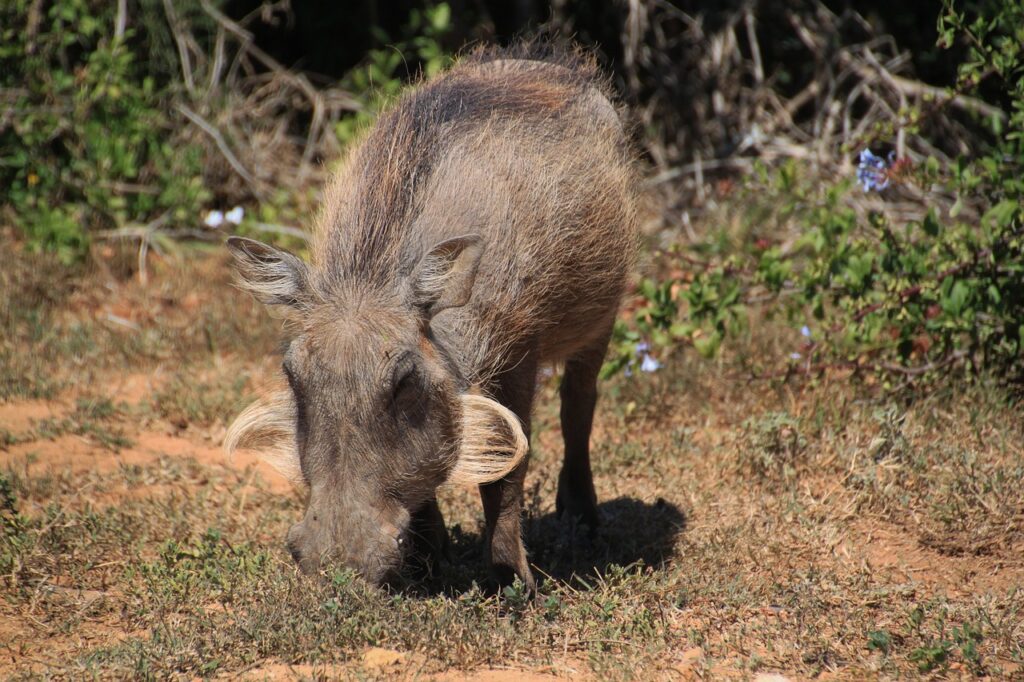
[223,235,527,585]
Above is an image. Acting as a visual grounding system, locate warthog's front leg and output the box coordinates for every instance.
[479,356,536,591]
[407,498,450,578]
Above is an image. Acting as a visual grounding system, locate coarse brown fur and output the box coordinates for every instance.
[307,44,636,379]
[226,42,639,589]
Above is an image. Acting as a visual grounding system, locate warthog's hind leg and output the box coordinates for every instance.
[555,326,612,533]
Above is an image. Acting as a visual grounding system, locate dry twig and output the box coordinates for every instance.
[603,0,996,231]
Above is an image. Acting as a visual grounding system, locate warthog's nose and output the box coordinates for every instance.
[285,523,309,570]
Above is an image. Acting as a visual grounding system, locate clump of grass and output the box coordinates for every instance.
[740,410,806,479]
[93,554,676,678]
[0,472,29,581]
[0,428,22,448]
[844,392,1024,557]
[0,245,82,399]
[867,405,913,463]
[0,233,282,404]
[915,447,1024,556]
[150,372,250,428]
[33,397,133,451]
[901,602,988,675]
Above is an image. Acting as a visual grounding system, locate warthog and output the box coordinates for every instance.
[225,44,638,589]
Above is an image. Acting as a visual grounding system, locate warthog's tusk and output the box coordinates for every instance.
[446,393,529,486]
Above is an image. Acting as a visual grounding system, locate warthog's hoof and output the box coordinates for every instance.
[556,480,600,536]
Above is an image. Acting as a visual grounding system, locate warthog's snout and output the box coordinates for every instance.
[285,523,312,571]
[285,503,410,585]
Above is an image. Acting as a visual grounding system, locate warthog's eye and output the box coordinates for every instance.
[392,366,417,404]
[390,353,426,423]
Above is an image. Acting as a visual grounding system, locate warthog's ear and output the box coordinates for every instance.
[409,234,484,318]
[226,236,308,307]
[446,393,529,486]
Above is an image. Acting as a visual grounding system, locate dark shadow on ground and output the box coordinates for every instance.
[527,496,687,584]
[410,496,686,596]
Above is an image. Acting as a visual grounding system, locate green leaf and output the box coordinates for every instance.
[669,322,696,339]
[922,209,941,237]
[941,280,970,316]
[430,3,451,31]
[950,197,964,219]
[693,331,721,359]
[982,199,1018,229]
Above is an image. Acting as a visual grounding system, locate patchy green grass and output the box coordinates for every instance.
[0,231,279,402]
[32,397,134,451]
[149,371,252,429]
[2,232,1023,679]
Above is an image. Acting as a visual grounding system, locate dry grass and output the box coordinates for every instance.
[1,230,1022,680]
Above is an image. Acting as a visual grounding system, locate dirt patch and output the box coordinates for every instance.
[0,400,67,435]
[234,658,574,681]
[134,431,294,495]
[107,371,170,406]
[853,518,1024,598]
[0,603,139,678]
[432,668,578,681]
[234,663,347,680]
[5,422,293,498]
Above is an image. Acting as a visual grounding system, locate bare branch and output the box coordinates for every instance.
[114,0,127,41]
[176,104,263,198]
[162,0,196,96]
[743,7,763,85]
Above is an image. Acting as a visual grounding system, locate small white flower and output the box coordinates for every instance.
[640,353,662,373]
[790,352,802,360]
[800,325,812,338]
[204,210,225,228]
[225,206,245,225]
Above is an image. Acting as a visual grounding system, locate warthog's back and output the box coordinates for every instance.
[312,45,638,379]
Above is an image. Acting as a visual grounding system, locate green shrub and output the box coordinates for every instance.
[1,0,209,263]
[610,0,1024,388]
[0,472,28,582]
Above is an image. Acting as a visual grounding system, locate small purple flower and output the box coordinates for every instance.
[640,353,662,373]
[624,340,661,375]
[800,325,812,338]
[790,352,802,360]
[856,148,893,192]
